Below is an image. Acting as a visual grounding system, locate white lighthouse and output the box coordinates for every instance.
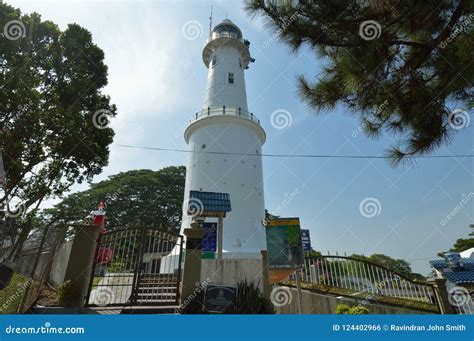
[181,19,266,258]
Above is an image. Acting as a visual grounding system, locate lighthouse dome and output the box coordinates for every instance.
[212,19,242,40]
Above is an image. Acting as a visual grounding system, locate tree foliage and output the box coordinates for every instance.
[41,167,186,231]
[246,0,473,163]
[439,224,474,256]
[351,253,424,280]
[0,3,116,256]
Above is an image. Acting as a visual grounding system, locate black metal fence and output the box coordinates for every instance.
[86,227,183,307]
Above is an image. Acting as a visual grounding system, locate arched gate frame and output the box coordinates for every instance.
[85,227,183,307]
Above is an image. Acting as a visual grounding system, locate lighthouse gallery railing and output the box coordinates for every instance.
[189,106,261,125]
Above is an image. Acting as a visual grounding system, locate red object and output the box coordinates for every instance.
[96,247,113,264]
[98,200,105,210]
[93,214,105,227]
[92,200,106,227]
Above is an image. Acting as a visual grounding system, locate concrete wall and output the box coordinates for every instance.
[276,287,430,314]
[201,258,264,290]
[15,252,49,279]
[48,240,73,287]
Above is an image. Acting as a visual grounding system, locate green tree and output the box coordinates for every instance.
[0,2,116,258]
[438,224,474,256]
[452,224,474,252]
[41,167,186,232]
[246,0,473,163]
[351,253,424,280]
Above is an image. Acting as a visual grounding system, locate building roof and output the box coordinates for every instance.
[430,258,474,270]
[188,190,231,215]
[443,270,474,284]
[429,258,474,284]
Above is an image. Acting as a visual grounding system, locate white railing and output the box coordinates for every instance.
[286,255,442,313]
[189,106,261,125]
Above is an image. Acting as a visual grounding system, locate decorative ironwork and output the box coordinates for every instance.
[285,255,442,313]
[86,227,183,307]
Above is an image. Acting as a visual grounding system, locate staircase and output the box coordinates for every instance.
[133,274,179,306]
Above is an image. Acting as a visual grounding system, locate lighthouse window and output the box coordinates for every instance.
[239,58,242,68]
[228,72,234,84]
[211,55,217,67]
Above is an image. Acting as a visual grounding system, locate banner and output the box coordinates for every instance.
[266,217,304,283]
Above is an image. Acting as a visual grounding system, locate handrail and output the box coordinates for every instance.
[305,255,431,286]
[189,106,261,125]
[295,255,441,311]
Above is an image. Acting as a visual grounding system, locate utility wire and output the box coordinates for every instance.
[115,144,474,159]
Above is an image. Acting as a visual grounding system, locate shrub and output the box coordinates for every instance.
[336,304,369,314]
[335,304,351,314]
[349,305,370,314]
[230,279,275,314]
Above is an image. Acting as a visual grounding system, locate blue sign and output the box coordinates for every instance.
[201,222,217,252]
[301,229,312,252]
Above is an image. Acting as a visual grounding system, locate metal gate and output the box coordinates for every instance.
[86,227,183,307]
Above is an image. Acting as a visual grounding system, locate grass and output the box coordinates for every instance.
[92,277,103,286]
[0,273,30,314]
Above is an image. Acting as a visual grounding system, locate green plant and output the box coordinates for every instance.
[230,279,275,314]
[181,280,275,314]
[0,273,30,314]
[336,304,369,314]
[350,305,370,314]
[57,280,81,307]
[108,261,126,273]
[335,304,351,314]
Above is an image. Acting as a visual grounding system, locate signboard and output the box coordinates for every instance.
[265,218,304,283]
[204,285,237,313]
[301,229,312,252]
[201,222,217,252]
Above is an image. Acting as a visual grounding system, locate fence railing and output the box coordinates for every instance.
[454,299,474,315]
[189,106,261,125]
[285,255,442,313]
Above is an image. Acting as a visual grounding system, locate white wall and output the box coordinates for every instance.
[201,258,264,291]
[204,45,248,110]
[182,118,266,257]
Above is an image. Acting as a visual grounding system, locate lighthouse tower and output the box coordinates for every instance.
[181,19,266,258]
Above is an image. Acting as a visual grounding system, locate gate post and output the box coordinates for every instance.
[181,219,206,306]
[260,250,271,300]
[62,224,101,307]
[429,278,456,314]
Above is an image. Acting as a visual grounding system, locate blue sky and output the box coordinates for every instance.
[9,0,473,274]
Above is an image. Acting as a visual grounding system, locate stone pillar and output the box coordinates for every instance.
[217,215,223,260]
[260,250,271,300]
[429,278,456,314]
[181,221,206,305]
[62,224,101,307]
